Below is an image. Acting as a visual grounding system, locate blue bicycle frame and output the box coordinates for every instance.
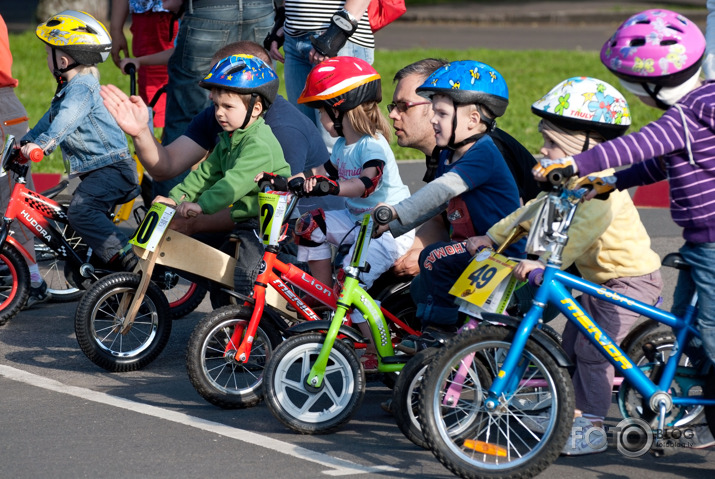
[484,188,715,420]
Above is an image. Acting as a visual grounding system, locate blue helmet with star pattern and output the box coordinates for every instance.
[200,54,279,107]
[531,76,631,140]
[416,60,509,117]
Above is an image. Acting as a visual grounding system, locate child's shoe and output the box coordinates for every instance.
[24,280,51,309]
[561,416,607,456]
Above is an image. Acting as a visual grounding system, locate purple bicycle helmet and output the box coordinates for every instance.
[601,9,705,88]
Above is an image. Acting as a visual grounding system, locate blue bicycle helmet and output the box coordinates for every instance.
[416,60,509,148]
[200,54,279,128]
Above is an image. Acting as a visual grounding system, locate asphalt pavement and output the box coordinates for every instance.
[1,2,713,478]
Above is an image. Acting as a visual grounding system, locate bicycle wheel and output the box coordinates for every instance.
[263,332,365,434]
[186,305,282,409]
[0,242,30,325]
[392,346,441,449]
[152,268,207,319]
[619,329,705,427]
[418,325,574,479]
[34,223,87,302]
[74,272,171,372]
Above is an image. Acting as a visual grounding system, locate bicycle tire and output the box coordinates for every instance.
[74,272,171,372]
[264,332,365,434]
[186,305,282,409]
[619,329,705,428]
[419,325,574,479]
[0,243,30,325]
[392,347,441,449]
[152,268,208,319]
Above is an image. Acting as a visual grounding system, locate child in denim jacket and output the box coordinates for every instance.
[21,11,140,270]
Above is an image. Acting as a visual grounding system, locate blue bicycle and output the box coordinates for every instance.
[416,181,715,479]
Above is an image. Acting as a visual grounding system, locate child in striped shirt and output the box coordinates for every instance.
[535,9,715,373]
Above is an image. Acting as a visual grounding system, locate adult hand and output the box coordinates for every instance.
[162,0,184,14]
[110,31,129,67]
[100,84,151,137]
[168,215,197,235]
[392,248,421,277]
[466,235,494,256]
[512,259,543,282]
[309,48,328,65]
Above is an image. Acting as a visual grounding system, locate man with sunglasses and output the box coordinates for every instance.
[384,58,540,277]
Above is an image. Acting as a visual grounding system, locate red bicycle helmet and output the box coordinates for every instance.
[298,56,382,111]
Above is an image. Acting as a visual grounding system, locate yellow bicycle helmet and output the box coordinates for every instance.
[36,10,112,66]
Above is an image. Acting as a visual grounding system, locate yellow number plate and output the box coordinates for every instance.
[129,202,176,252]
[449,250,518,307]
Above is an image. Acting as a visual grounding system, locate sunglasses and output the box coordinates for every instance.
[386,100,431,113]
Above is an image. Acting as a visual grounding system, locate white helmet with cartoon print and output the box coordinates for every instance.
[531,76,631,140]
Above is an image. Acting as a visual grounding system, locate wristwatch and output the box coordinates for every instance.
[331,9,358,32]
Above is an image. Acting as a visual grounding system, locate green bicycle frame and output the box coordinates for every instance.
[305,214,402,389]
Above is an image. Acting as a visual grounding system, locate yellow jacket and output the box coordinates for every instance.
[487,187,660,285]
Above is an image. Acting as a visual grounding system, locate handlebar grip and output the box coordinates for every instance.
[373,205,393,225]
[527,268,544,287]
[317,179,332,195]
[28,148,44,162]
[123,63,136,75]
[546,165,574,185]
[288,176,305,195]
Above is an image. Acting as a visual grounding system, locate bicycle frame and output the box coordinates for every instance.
[484,188,715,419]
[228,189,417,384]
[1,162,89,271]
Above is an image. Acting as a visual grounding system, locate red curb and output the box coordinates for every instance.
[632,182,670,208]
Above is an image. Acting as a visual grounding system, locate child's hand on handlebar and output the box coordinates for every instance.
[372,203,396,238]
[513,259,544,282]
[176,201,202,218]
[575,175,617,201]
[19,143,43,163]
[466,235,494,256]
[532,156,578,184]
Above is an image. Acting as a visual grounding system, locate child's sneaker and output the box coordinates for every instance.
[24,281,51,309]
[521,413,551,434]
[561,416,607,456]
[691,424,715,449]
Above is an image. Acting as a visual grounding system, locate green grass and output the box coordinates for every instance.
[10,29,661,171]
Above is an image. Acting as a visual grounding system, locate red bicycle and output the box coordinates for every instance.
[185,175,420,409]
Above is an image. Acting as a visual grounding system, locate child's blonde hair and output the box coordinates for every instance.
[74,64,100,80]
[344,101,392,142]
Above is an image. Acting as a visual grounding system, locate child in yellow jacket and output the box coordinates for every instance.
[468,77,662,456]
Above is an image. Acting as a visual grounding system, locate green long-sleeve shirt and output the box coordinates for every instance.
[169,117,290,223]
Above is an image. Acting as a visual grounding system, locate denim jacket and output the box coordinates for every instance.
[22,73,131,174]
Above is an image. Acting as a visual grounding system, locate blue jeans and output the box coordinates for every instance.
[672,241,715,368]
[68,160,140,262]
[159,0,274,196]
[283,33,374,149]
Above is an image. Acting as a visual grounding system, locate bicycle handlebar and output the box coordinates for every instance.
[528,268,544,287]
[373,205,393,225]
[124,63,137,96]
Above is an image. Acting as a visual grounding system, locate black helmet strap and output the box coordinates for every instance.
[51,48,79,92]
[642,83,670,111]
[240,93,258,129]
[324,107,345,137]
[447,102,490,150]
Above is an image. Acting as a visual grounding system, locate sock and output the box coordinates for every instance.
[29,263,42,285]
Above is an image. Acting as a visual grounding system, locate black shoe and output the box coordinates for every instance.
[108,250,139,272]
[24,281,51,309]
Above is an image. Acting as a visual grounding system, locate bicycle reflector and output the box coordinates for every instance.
[463,439,507,457]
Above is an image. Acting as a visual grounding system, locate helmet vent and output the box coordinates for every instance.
[661,39,678,46]
[46,19,60,26]
[629,38,646,47]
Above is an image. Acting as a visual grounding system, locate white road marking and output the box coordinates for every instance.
[0,365,398,476]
